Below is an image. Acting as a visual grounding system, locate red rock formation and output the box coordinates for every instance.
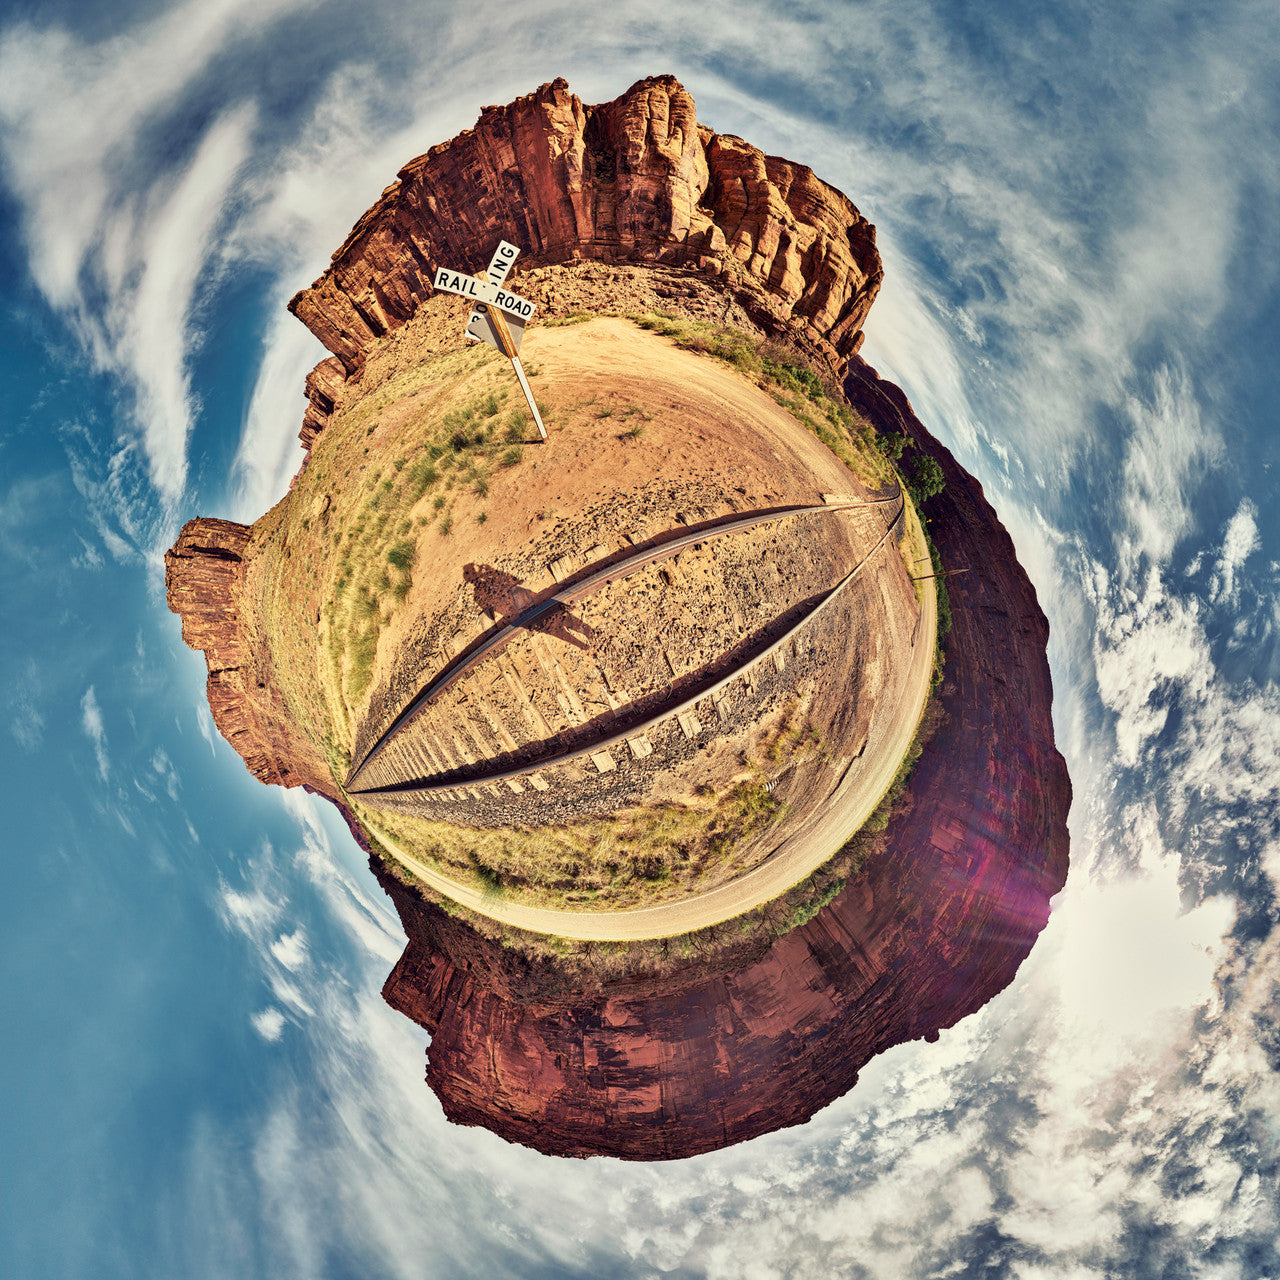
[376,373,1070,1160]
[164,76,1069,1160]
[164,520,334,796]
[299,356,346,449]
[288,75,880,444]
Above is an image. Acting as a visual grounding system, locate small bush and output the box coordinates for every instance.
[876,431,906,461]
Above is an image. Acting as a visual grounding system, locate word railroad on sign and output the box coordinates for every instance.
[433,240,547,440]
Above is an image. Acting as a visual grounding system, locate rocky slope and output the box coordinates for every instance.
[378,369,1070,1160]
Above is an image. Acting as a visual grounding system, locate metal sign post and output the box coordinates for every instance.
[433,241,547,440]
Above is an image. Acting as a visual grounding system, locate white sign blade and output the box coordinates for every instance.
[434,266,535,321]
[486,240,519,285]
[434,267,495,303]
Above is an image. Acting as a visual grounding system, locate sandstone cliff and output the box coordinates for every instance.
[288,75,880,443]
[377,373,1071,1159]
[164,519,334,796]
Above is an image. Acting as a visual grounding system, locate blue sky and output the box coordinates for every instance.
[2,0,1279,1276]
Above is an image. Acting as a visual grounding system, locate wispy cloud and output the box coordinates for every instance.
[1211,499,1260,606]
[80,685,109,780]
[0,0,308,516]
[8,660,45,751]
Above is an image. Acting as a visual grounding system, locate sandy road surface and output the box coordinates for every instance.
[358,504,937,941]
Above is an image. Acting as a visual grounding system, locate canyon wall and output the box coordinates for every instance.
[377,370,1071,1160]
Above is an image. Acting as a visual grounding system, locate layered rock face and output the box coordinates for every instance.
[164,520,333,796]
[377,373,1070,1160]
[289,75,880,390]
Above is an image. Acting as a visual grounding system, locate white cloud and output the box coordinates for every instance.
[269,928,309,972]
[80,685,109,780]
[111,105,256,501]
[1211,499,1260,605]
[228,309,326,522]
[150,746,181,801]
[217,877,283,936]
[1116,366,1222,577]
[251,1007,286,1041]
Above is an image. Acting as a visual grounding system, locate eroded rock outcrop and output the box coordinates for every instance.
[164,519,333,795]
[288,75,881,443]
[376,374,1070,1160]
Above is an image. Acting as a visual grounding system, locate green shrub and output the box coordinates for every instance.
[909,456,946,505]
[876,431,906,461]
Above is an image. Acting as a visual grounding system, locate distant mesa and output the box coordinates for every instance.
[165,76,1070,1160]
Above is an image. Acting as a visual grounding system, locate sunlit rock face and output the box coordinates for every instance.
[165,76,1070,1161]
[287,74,881,382]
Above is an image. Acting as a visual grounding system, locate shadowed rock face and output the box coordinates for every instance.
[376,367,1070,1160]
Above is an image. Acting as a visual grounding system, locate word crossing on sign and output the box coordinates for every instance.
[432,243,546,439]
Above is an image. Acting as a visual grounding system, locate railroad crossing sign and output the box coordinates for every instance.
[433,241,546,440]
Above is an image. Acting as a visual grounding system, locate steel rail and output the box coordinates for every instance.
[345,492,898,790]
[350,490,904,800]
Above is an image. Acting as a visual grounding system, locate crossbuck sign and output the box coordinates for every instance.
[433,241,546,440]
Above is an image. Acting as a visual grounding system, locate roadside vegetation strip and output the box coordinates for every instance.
[351,490,905,799]
[345,493,899,790]
[629,311,897,490]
